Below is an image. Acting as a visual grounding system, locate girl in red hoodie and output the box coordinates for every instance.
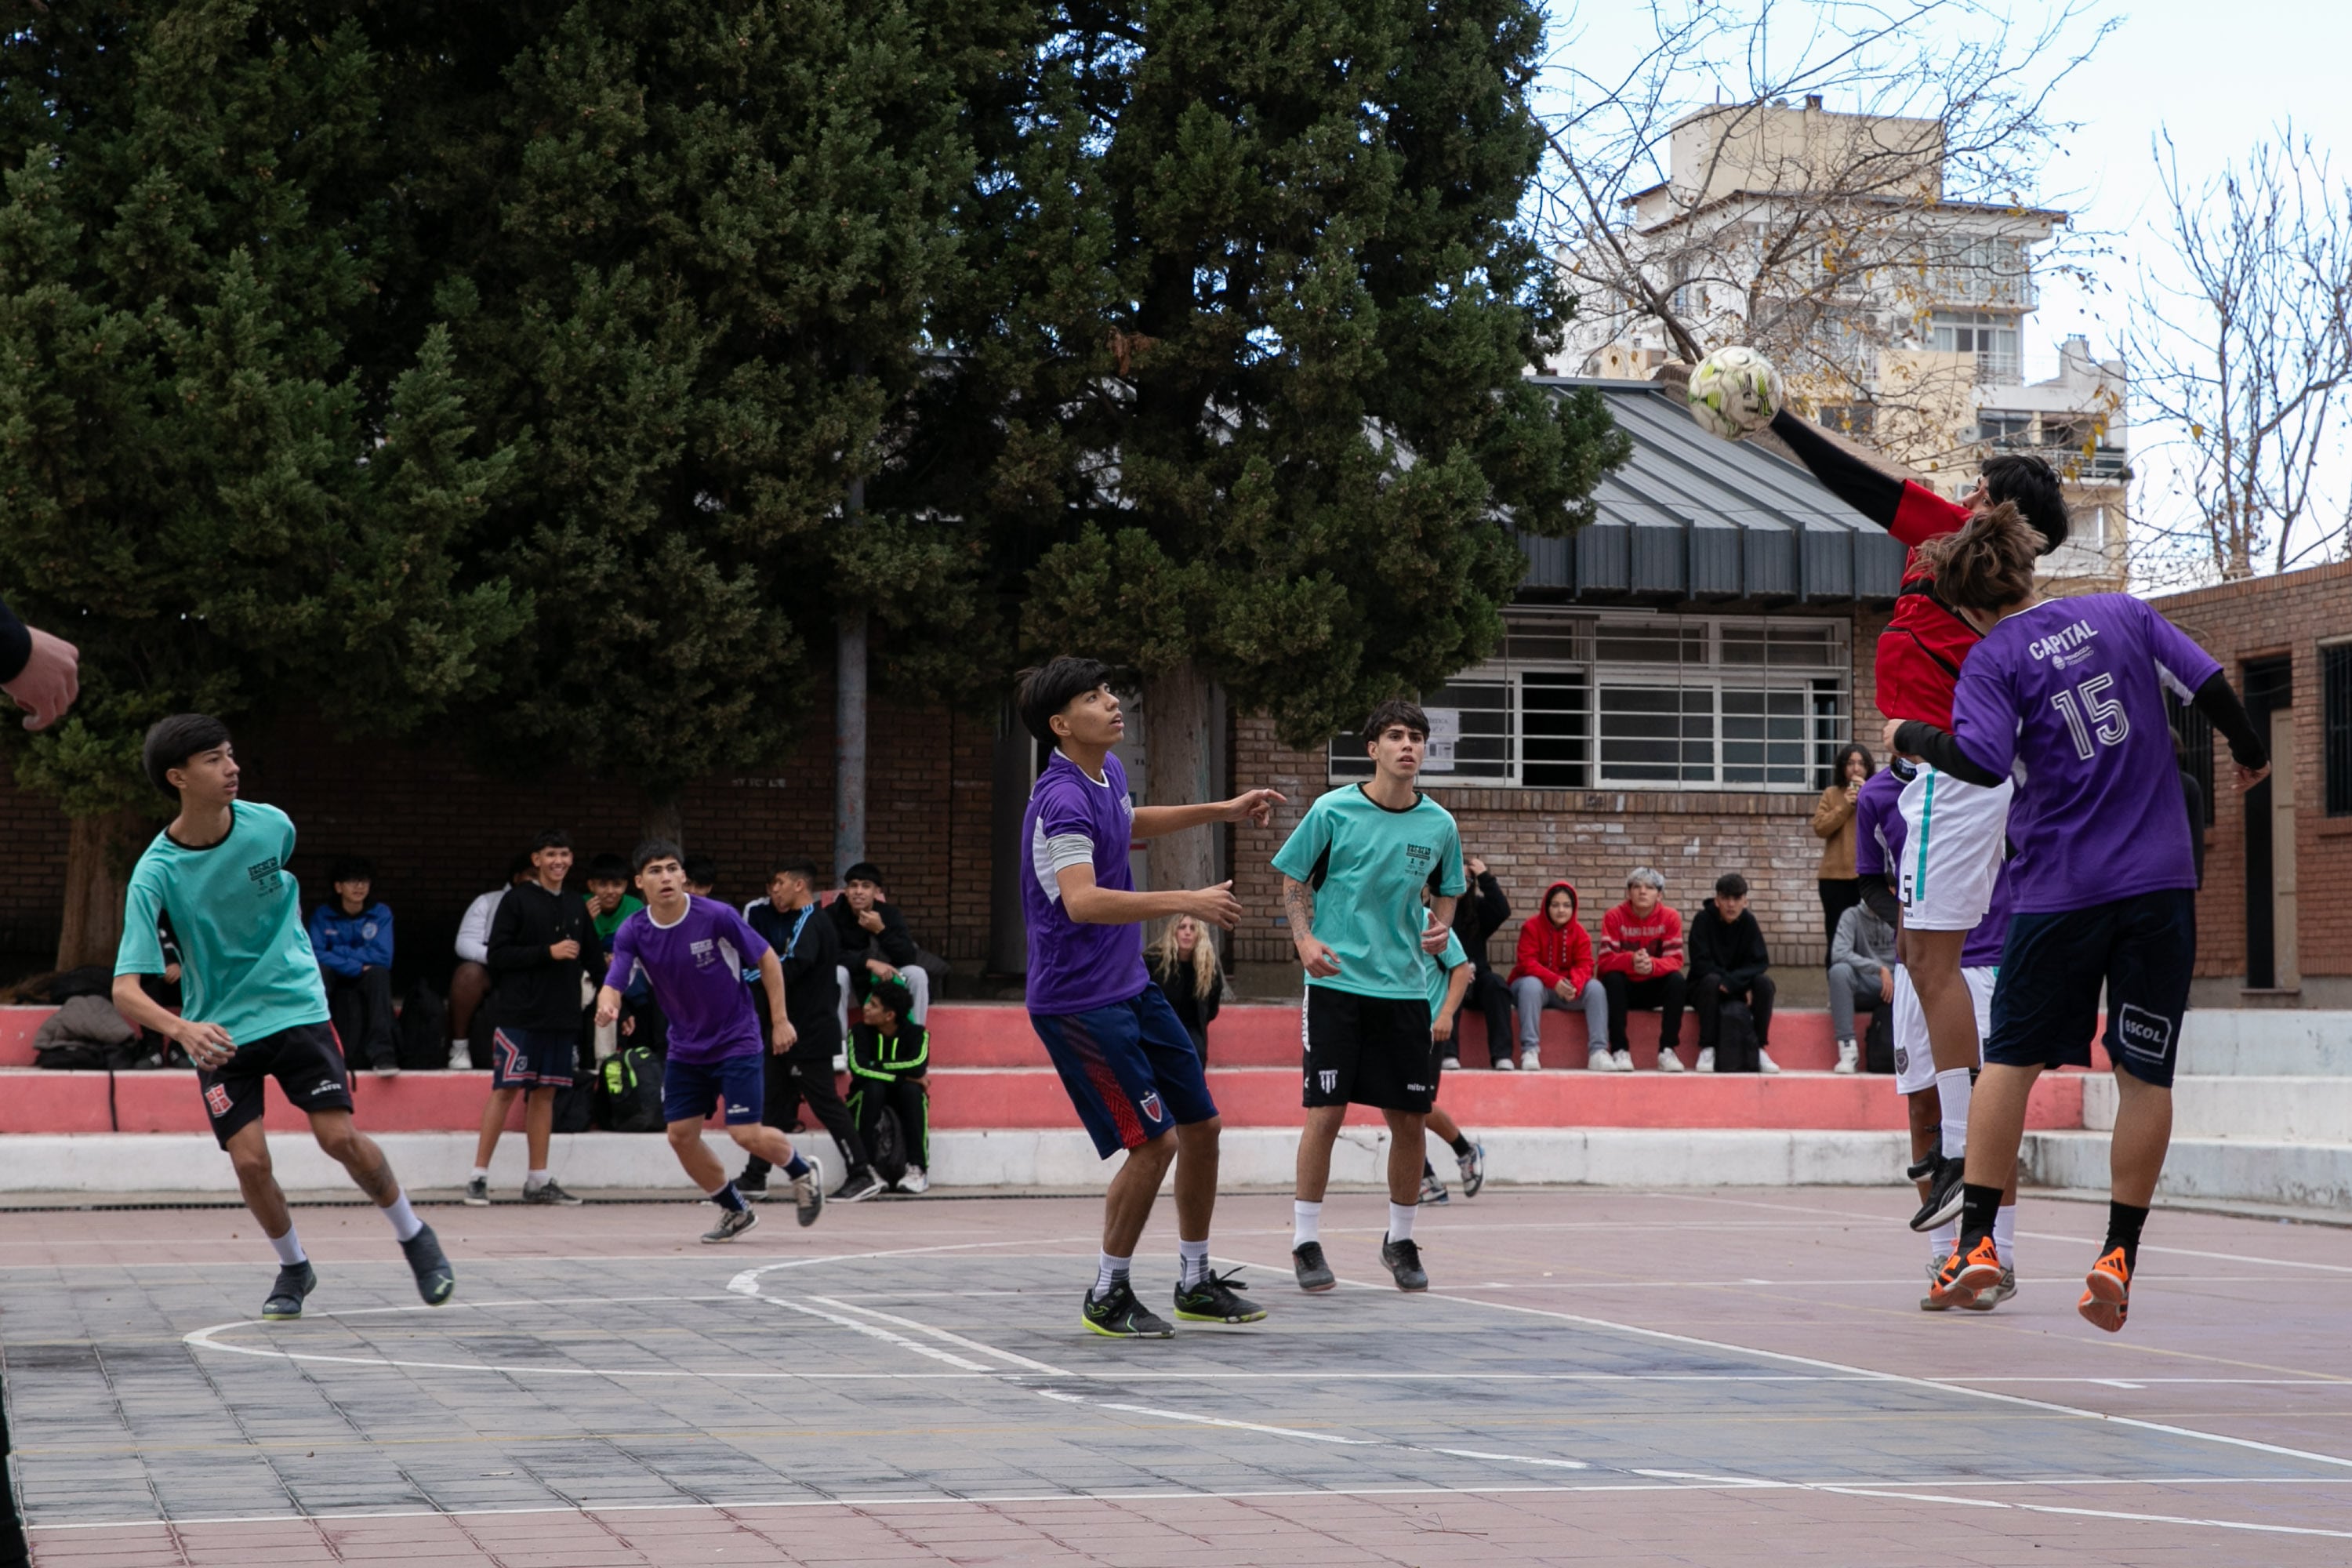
[1507,880,1609,1073]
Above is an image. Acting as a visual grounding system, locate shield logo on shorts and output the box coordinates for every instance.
[205,1084,231,1117]
[1140,1091,1164,1123]
[1319,1070,1338,1094]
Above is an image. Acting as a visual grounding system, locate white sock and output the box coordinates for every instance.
[1387,1201,1417,1244]
[1178,1238,1210,1289]
[379,1191,424,1243]
[525,1169,549,1191]
[1293,1200,1321,1247]
[1994,1204,2017,1268]
[1929,1219,1958,1260]
[1935,1069,1973,1160]
[470,1166,488,1182]
[267,1227,307,1267]
[1091,1251,1131,1301]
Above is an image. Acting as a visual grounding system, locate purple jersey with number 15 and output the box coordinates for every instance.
[1948,593,2220,915]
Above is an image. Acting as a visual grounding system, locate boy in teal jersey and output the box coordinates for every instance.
[1417,926,1487,1206]
[110,715,455,1323]
[1275,699,1464,1294]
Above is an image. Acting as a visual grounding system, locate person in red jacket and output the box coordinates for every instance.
[1597,867,1689,1071]
[1507,880,1607,1073]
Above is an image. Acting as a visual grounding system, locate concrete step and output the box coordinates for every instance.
[2024,1129,2352,1211]
[2081,1075,2352,1143]
[2176,1011,2352,1076]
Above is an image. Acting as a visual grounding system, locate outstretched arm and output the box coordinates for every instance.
[1057,863,1241,929]
[1131,788,1287,840]
[1769,411,1972,547]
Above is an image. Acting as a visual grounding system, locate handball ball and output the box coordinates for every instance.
[1686,346,1784,439]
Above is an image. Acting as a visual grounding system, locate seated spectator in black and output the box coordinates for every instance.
[743,858,883,1203]
[1452,854,1514,1068]
[684,855,719,898]
[1688,873,1777,1075]
[1827,898,1896,1076]
[585,853,658,1052]
[849,975,931,1195]
[308,855,398,1076]
[828,861,935,1020]
[466,829,598,1207]
[452,852,534,1068]
[1145,913,1224,1056]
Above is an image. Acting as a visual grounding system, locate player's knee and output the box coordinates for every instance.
[1175,1116,1221,1146]
[227,1142,273,1182]
[665,1122,702,1151]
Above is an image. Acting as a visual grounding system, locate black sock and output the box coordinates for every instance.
[1958,1182,2002,1247]
[1423,1158,1436,1179]
[710,1181,747,1214]
[1450,1134,1474,1158]
[2104,1200,2149,1274]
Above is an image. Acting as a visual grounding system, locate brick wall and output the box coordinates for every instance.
[2151,559,2352,988]
[0,691,998,978]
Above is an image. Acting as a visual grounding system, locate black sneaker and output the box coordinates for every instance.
[1910,1153,1968,1233]
[261,1261,316,1321]
[833,1167,887,1203]
[400,1224,456,1306]
[702,1205,760,1244]
[462,1177,490,1207]
[1081,1279,1174,1338]
[737,1169,770,1201]
[368,1051,400,1079]
[1291,1241,1336,1293]
[522,1179,583,1207]
[1904,1150,1939,1182]
[1173,1269,1267,1324]
[791,1160,825,1228]
[1380,1233,1428,1292]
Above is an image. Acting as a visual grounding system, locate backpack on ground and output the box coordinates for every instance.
[597,1044,666,1133]
[396,982,449,1071]
[1712,997,1760,1073]
[1863,1000,1896,1074]
[550,1080,597,1134]
[867,1106,909,1188]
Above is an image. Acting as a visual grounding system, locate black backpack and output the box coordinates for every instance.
[1712,997,1760,1073]
[396,982,450,1071]
[597,1044,666,1133]
[1863,1000,1896,1074]
[550,1079,597,1134]
[867,1106,909,1187]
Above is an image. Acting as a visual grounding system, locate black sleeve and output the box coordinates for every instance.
[874,905,919,966]
[1893,721,2005,788]
[2192,669,2269,770]
[1200,968,1222,1027]
[1860,879,1901,927]
[1769,411,1904,529]
[0,597,30,683]
[485,893,546,972]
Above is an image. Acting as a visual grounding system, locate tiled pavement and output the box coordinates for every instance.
[5,1187,2350,1565]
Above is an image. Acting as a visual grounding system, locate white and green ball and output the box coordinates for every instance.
[1686,346,1784,440]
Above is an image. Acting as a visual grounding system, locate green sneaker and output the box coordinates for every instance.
[1081,1279,1174,1339]
[1173,1269,1267,1325]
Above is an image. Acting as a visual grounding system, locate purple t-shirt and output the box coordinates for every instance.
[604,898,773,1064]
[1949,593,2220,915]
[1020,750,1150,1017]
[1858,763,2010,967]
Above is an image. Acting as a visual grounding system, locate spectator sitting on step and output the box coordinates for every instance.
[1452,855,1515,1070]
[850,975,931,1195]
[308,856,398,1076]
[1146,913,1225,1057]
[684,855,719,898]
[1508,879,1607,1074]
[586,853,657,1049]
[828,861,940,1021]
[1688,873,1777,1075]
[1828,895,1896,1076]
[1598,867,1688,1073]
[452,852,534,1068]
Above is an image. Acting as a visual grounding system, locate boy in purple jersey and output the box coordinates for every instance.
[1016,657,1287,1339]
[1888,508,2269,1331]
[594,842,825,1242]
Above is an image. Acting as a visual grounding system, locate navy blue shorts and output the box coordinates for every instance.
[1030,988,1218,1160]
[1986,889,2195,1089]
[662,1052,766,1126]
[491,1027,577,1090]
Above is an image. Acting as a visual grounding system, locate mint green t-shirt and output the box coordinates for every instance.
[1272,785,1466,1001]
[115,801,330,1047]
[1426,931,1469,1020]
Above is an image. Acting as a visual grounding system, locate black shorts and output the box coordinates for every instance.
[1303,988,1436,1112]
[1985,889,2194,1089]
[197,1021,354,1148]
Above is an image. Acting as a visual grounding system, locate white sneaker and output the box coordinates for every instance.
[1654,1047,1683,1073]
[899,1166,929,1196]
[1834,1040,1859,1074]
[1588,1048,1612,1073]
[1519,1050,1541,1072]
[1694,1047,1715,1073]
[1758,1049,1781,1075]
[1440,1053,1461,1072]
[1609,1049,1634,1073]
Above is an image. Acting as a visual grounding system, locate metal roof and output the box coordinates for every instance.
[1516,377,1907,605]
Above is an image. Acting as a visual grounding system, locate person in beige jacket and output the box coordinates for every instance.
[1811,744,1875,945]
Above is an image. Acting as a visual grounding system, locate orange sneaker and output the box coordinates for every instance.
[1929,1235,2003,1309]
[2078,1246,2131,1333]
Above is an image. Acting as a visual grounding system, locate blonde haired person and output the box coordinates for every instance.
[1146,914,1225,1057]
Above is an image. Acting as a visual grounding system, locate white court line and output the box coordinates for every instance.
[1036,1388,1376,1446]
[743,1294,994,1373]
[804,1295,1073,1376]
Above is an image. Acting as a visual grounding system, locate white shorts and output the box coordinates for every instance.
[1897,765,2013,931]
[1891,964,1997,1094]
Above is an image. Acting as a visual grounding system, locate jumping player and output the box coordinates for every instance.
[108,715,455,1321]
[1278,699,1464,1294]
[1890,508,2268,1330]
[593,842,824,1241]
[1015,658,1284,1338]
[1769,414,2071,1226]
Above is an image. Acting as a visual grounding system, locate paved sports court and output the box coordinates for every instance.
[5,1188,2349,1566]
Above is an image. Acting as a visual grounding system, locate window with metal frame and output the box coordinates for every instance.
[2325,641,2352,818]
